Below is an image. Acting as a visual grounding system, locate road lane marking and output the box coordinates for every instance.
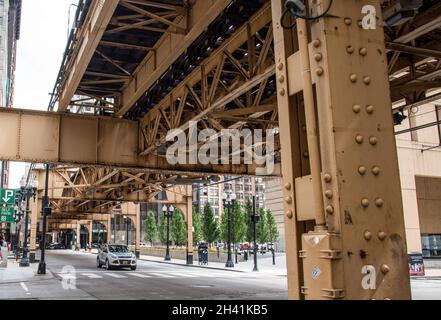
[167,272,197,278]
[148,273,175,278]
[127,273,152,278]
[81,273,103,279]
[20,282,31,295]
[103,273,128,279]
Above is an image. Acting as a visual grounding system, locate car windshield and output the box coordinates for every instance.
[108,245,130,253]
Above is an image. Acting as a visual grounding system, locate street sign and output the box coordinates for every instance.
[0,189,16,205]
[0,207,15,223]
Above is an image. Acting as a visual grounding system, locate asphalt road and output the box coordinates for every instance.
[0,250,288,300]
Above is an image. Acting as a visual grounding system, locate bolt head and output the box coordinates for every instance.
[314,53,323,62]
[372,166,380,176]
[323,174,332,183]
[359,48,368,56]
[369,136,378,146]
[285,197,293,204]
[352,105,361,113]
[312,39,321,48]
[381,264,390,274]
[366,105,375,114]
[286,210,293,219]
[278,75,285,83]
[361,198,370,208]
[326,205,334,214]
[358,166,367,175]
[344,18,352,25]
[279,88,286,96]
[350,74,358,83]
[284,183,292,190]
[363,76,371,85]
[325,190,333,199]
[277,63,284,70]
[378,231,387,241]
[346,46,355,54]
[375,198,384,207]
[364,231,373,240]
[316,67,324,76]
[355,135,364,144]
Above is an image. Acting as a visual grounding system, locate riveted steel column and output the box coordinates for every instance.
[304,0,411,299]
[272,0,310,300]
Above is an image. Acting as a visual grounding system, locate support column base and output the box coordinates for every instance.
[187,253,194,265]
[29,252,36,263]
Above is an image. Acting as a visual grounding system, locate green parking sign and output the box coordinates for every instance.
[0,207,14,223]
[0,189,16,205]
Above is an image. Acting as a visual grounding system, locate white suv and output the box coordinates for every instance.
[97,244,137,271]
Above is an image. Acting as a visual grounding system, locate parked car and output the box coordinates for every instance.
[97,244,137,271]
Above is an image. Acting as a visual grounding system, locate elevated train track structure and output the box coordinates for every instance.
[1,0,441,299]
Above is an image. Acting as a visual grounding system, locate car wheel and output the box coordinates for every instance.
[97,258,102,268]
[105,259,112,270]
[130,266,137,271]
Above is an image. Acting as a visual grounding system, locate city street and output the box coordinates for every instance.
[0,251,288,300]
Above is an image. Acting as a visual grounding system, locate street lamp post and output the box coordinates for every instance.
[162,205,174,261]
[252,196,259,272]
[19,179,38,267]
[38,163,51,275]
[222,192,236,268]
[124,216,129,246]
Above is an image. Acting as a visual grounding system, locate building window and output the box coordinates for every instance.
[421,234,441,258]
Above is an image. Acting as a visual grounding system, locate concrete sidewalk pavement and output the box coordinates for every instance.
[139,253,288,276]
[0,259,54,284]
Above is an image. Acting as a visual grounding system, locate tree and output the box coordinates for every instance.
[192,206,203,245]
[266,210,279,245]
[257,207,268,244]
[231,201,245,245]
[144,211,157,246]
[243,199,254,243]
[158,212,167,245]
[171,209,187,246]
[202,202,219,246]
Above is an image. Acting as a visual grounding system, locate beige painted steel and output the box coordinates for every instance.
[295,176,316,222]
[271,0,309,300]
[58,0,120,111]
[0,108,277,176]
[300,0,411,299]
[117,0,233,116]
[135,203,141,254]
[29,197,40,252]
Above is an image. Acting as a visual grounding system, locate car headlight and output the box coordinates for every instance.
[109,254,117,260]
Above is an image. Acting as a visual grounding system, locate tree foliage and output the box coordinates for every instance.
[202,202,219,246]
[243,199,254,243]
[158,212,167,245]
[257,207,268,244]
[192,206,203,245]
[219,201,245,245]
[144,211,157,245]
[266,210,279,244]
[171,209,187,246]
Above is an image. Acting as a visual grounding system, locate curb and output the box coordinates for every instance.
[138,258,246,273]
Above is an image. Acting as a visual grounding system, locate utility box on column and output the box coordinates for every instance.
[300,231,344,299]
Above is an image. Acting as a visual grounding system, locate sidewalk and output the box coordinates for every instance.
[139,253,288,276]
[0,260,54,284]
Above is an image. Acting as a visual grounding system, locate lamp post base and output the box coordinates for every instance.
[37,262,46,275]
[225,260,234,268]
[19,257,30,267]
[164,251,171,261]
[186,253,194,265]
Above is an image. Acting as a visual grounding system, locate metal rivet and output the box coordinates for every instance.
[316,67,324,76]
[358,166,367,175]
[284,183,292,190]
[278,75,285,83]
[378,231,387,241]
[326,205,334,214]
[323,174,332,183]
[277,63,284,70]
[312,39,321,48]
[285,197,292,204]
[303,151,309,158]
[325,190,333,199]
[353,105,361,113]
[350,74,358,83]
[364,231,372,241]
[361,198,370,208]
[302,125,307,132]
[369,136,378,146]
[359,48,368,56]
[346,46,354,54]
[279,88,286,96]
[363,76,371,85]
[314,53,323,62]
[375,198,384,207]
[355,135,364,144]
[286,210,293,219]
[381,264,390,274]
[344,18,352,25]
[366,105,375,114]
[372,166,380,176]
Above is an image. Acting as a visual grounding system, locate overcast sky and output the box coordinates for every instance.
[9,0,78,188]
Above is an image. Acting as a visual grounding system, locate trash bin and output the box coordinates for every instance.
[198,243,208,265]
